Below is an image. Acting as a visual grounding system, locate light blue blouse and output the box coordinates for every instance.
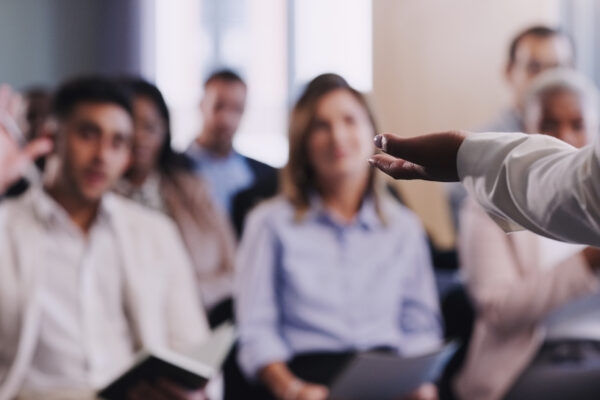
[235,195,443,378]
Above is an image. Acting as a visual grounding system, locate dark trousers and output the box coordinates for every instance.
[224,350,365,400]
[505,339,600,400]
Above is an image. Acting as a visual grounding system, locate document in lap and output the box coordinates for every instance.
[98,322,235,400]
[329,341,458,400]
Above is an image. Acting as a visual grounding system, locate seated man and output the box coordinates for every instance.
[186,69,278,237]
[0,77,210,400]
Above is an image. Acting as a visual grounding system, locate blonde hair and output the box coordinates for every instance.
[281,73,386,221]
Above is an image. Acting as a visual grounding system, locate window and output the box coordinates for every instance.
[151,0,372,167]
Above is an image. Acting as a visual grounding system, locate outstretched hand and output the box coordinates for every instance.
[0,85,52,194]
[368,131,467,182]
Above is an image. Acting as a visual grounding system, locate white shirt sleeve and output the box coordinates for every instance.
[457,131,600,246]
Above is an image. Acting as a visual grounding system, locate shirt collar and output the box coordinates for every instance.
[31,186,115,230]
[187,142,239,163]
[306,193,382,231]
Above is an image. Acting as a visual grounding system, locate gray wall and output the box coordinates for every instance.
[0,0,147,90]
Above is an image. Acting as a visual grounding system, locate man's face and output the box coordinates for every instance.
[506,35,574,106]
[56,102,133,203]
[200,80,246,152]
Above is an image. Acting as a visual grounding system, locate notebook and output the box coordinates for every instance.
[98,322,235,400]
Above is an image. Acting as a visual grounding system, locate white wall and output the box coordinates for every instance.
[372,0,561,134]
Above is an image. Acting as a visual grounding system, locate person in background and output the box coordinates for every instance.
[483,25,574,132]
[235,74,442,400]
[447,26,575,229]
[455,69,600,400]
[0,77,209,400]
[116,78,236,327]
[186,69,278,237]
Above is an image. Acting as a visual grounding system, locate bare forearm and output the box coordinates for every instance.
[260,362,302,400]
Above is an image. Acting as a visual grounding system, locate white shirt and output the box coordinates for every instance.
[458,132,600,246]
[20,190,135,395]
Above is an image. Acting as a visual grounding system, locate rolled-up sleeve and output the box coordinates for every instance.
[458,132,600,246]
[235,207,291,379]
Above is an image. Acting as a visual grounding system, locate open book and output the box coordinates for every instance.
[328,341,458,400]
[98,322,235,400]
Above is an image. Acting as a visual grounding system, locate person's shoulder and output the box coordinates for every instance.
[163,169,209,195]
[106,193,178,232]
[379,194,425,232]
[244,195,293,229]
[0,191,32,223]
[476,108,523,133]
[242,155,277,176]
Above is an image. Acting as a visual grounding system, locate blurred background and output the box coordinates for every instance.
[1,0,599,245]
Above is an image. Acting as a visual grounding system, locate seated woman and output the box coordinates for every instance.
[455,69,600,400]
[116,78,236,326]
[235,73,442,400]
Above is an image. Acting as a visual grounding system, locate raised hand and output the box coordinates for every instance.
[368,131,467,182]
[0,85,52,194]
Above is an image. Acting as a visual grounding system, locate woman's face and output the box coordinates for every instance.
[131,96,167,173]
[306,89,375,185]
[529,90,590,149]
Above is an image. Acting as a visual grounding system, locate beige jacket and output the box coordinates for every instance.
[0,189,210,400]
[160,171,237,309]
[453,199,600,400]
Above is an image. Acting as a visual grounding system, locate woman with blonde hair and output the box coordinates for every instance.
[235,73,442,400]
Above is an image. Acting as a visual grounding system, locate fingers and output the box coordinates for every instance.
[128,380,193,400]
[371,131,466,182]
[0,85,13,111]
[368,154,428,180]
[298,383,329,400]
[22,137,53,162]
[128,381,171,400]
[374,131,466,169]
[156,378,207,400]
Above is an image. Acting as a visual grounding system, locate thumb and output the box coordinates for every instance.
[21,137,53,162]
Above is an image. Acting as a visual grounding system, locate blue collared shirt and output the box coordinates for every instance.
[235,195,443,378]
[186,144,254,214]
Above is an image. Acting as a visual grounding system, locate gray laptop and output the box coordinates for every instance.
[329,341,458,400]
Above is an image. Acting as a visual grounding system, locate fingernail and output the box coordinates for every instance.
[367,157,376,166]
[374,135,383,149]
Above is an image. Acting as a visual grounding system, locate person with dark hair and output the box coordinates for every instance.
[116,77,237,326]
[0,76,210,399]
[186,68,278,237]
[235,74,441,400]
